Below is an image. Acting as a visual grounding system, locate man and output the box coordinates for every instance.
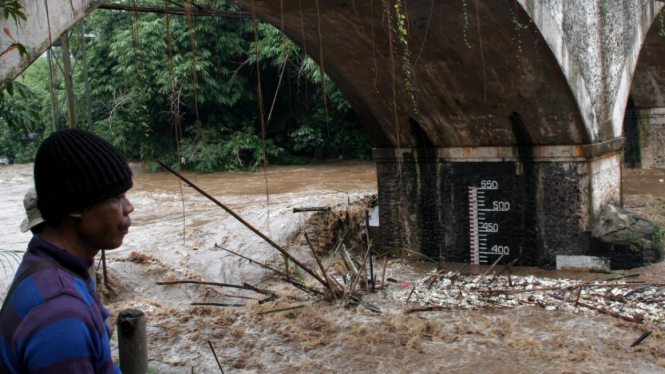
[0,129,134,373]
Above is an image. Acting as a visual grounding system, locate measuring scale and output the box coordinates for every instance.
[468,180,512,265]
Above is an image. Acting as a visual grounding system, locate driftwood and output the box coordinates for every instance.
[258,305,304,315]
[549,294,642,323]
[191,302,244,307]
[406,305,454,314]
[630,331,652,348]
[157,280,275,296]
[293,207,330,213]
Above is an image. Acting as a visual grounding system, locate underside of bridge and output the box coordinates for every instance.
[240,0,661,265]
[2,0,663,266]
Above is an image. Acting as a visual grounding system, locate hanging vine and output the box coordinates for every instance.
[313,0,331,136]
[184,0,200,121]
[251,1,270,203]
[164,1,187,245]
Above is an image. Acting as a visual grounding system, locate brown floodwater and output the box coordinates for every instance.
[2,162,665,373]
[623,168,665,198]
[132,160,378,197]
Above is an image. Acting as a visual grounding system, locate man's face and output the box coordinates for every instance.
[75,192,134,251]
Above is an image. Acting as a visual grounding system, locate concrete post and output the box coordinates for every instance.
[117,309,148,374]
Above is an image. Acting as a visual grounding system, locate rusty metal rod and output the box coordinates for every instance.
[157,160,328,287]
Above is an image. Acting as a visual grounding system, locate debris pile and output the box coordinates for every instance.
[395,270,665,326]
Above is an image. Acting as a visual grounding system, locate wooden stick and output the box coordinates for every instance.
[630,331,652,348]
[482,282,665,295]
[192,302,245,307]
[365,210,375,292]
[481,254,504,278]
[258,305,304,315]
[158,280,246,289]
[207,341,226,374]
[293,207,329,213]
[157,280,274,295]
[304,232,337,300]
[406,305,454,314]
[549,294,642,323]
[157,160,328,287]
[381,257,387,286]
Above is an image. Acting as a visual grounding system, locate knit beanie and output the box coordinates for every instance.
[34,129,133,223]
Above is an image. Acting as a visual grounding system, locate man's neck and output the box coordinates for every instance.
[40,224,99,260]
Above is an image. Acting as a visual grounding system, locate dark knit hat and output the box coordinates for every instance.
[34,129,133,222]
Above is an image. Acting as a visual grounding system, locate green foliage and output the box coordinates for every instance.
[1,0,372,168]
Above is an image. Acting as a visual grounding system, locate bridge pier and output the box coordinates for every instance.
[625,108,665,169]
[374,139,625,266]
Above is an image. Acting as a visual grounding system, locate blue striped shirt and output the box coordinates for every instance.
[0,236,121,373]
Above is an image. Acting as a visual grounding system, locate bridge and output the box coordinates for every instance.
[2,0,664,265]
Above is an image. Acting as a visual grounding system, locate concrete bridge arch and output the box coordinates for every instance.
[2,0,664,265]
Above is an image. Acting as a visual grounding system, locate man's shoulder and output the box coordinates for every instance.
[9,264,95,319]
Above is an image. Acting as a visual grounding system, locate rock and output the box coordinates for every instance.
[590,205,663,269]
[591,205,652,244]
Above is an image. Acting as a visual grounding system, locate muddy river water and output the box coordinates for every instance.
[1,162,664,373]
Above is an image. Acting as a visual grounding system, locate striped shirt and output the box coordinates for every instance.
[0,236,121,373]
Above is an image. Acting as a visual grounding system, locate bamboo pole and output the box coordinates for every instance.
[156,160,328,287]
[304,232,337,299]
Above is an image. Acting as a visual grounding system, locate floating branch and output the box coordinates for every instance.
[549,294,642,323]
[630,331,652,348]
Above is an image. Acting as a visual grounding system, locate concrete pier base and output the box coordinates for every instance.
[374,139,624,266]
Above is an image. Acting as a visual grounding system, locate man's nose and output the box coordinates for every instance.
[123,196,135,215]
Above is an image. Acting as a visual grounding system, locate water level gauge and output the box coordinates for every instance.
[469,180,513,265]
